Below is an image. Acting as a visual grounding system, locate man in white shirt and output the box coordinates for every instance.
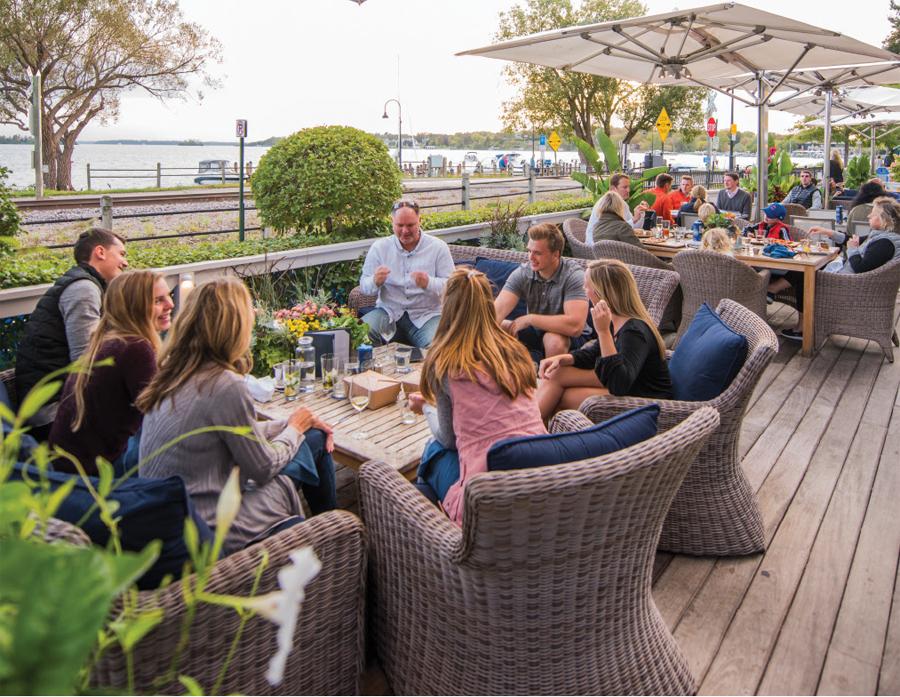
[359,199,454,348]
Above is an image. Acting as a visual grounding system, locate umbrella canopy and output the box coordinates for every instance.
[459,3,900,214]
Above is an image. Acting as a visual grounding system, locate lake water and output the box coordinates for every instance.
[0,142,823,191]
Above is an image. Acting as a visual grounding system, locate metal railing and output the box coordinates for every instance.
[85,162,255,189]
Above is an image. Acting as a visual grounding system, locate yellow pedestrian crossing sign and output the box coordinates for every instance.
[655,108,671,142]
[548,131,562,152]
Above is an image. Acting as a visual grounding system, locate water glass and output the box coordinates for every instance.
[394,346,413,374]
[397,391,417,424]
[273,362,284,389]
[283,361,300,402]
[321,354,341,393]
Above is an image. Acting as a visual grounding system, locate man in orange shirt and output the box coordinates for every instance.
[650,172,674,224]
[669,174,693,222]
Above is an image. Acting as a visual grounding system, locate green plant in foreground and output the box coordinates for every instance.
[844,154,872,190]
[479,203,526,252]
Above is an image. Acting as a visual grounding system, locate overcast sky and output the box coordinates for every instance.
[0,0,893,141]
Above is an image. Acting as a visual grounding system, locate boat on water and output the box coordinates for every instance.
[193,159,247,184]
[463,151,480,169]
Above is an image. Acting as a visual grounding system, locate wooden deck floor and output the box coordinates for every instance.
[362,302,900,696]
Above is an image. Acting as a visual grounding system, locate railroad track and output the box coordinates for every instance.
[15,188,251,212]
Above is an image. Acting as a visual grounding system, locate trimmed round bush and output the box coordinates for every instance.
[251,125,403,238]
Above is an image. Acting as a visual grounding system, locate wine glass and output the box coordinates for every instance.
[349,380,370,440]
[377,315,396,345]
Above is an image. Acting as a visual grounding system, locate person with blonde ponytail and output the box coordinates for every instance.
[137,278,337,555]
[411,267,547,525]
[50,270,173,475]
[536,259,673,420]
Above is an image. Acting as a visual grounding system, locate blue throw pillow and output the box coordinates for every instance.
[11,464,214,590]
[487,404,660,471]
[669,302,749,402]
[474,257,528,320]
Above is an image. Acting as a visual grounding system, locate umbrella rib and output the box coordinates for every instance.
[674,13,696,59]
[609,25,667,62]
[580,32,664,63]
[759,47,815,104]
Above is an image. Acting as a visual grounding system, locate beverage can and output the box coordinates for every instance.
[358,344,374,371]
[836,206,843,224]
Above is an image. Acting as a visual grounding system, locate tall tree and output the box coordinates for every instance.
[0,0,222,190]
[494,0,703,154]
[885,0,900,54]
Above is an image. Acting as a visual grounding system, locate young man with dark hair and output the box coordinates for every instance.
[669,174,694,216]
[15,227,128,439]
[649,172,675,223]
[716,172,753,219]
[494,223,591,362]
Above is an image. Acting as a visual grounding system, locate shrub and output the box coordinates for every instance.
[251,125,403,238]
[0,167,23,259]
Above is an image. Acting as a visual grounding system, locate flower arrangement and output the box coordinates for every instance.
[704,211,738,232]
[250,294,370,377]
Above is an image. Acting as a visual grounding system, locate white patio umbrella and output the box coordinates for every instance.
[807,112,900,175]
[458,3,900,216]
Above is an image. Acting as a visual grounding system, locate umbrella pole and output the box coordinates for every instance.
[871,124,876,175]
[824,91,832,210]
[757,76,768,222]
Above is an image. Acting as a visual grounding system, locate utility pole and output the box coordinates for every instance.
[31,73,43,198]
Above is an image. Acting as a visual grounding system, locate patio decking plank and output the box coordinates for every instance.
[816,415,900,695]
[877,549,900,696]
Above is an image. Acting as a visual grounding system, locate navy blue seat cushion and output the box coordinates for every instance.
[487,404,660,472]
[474,257,528,320]
[11,464,214,590]
[669,302,749,402]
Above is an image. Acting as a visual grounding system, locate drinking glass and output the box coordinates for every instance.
[349,379,370,439]
[394,346,413,374]
[321,354,341,393]
[377,315,396,345]
[283,361,300,402]
[660,220,671,237]
[273,362,284,389]
[397,391,416,424]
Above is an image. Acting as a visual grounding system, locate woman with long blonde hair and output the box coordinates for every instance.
[50,270,172,476]
[137,278,337,555]
[700,227,734,255]
[411,267,546,525]
[536,259,673,420]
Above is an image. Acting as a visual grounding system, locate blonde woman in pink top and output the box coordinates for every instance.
[410,267,546,525]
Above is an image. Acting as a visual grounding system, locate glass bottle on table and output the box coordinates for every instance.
[296,336,316,394]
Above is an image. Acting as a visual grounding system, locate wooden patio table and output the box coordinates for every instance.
[255,345,428,481]
[640,238,839,358]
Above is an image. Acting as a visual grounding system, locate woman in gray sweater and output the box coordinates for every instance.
[585,191,643,247]
[137,278,336,555]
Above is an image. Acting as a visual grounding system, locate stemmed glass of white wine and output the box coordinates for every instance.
[349,380,370,440]
[378,315,396,345]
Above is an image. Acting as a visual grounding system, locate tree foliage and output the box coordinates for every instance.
[251,126,404,238]
[885,0,900,54]
[0,0,223,190]
[0,166,22,258]
[494,0,704,150]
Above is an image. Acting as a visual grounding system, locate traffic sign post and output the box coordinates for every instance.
[705,116,717,182]
[655,108,671,155]
[236,120,248,241]
[549,131,561,173]
[706,117,717,138]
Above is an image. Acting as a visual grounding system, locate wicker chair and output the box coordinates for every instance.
[358,407,721,695]
[782,202,808,225]
[561,217,596,259]
[93,510,367,695]
[348,245,681,330]
[671,249,770,347]
[579,299,777,556]
[1,368,16,409]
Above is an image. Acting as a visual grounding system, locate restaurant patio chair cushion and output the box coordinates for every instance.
[487,404,660,471]
[474,256,527,319]
[669,302,748,402]
[10,464,214,590]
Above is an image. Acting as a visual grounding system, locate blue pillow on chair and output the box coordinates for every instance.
[487,404,660,471]
[668,302,749,402]
[474,257,528,320]
[11,464,214,590]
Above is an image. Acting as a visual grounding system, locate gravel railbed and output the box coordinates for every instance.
[19,180,585,249]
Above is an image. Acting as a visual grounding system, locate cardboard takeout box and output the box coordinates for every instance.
[397,369,422,395]
[342,371,401,410]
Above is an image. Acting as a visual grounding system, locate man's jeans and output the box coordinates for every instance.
[365,309,440,349]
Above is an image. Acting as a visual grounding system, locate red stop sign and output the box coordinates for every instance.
[706,118,717,138]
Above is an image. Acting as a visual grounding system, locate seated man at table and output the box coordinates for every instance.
[649,173,674,224]
[494,223,591,362]
[359,199,455,348]
[782,170,823,210]
[669,174,693,222]
[716,172,753,219]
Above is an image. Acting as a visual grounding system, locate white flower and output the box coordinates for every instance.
[248,546,322,685]
[215,467,241,537]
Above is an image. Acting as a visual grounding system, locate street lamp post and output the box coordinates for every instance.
[382,99,402,171]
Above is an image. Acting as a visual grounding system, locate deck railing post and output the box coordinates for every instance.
[461,172,470,211]
[529,168,537,204]
[86,164,91,191]
[100,195,113,229]
[157,163,161,188]
[220,162,226,185]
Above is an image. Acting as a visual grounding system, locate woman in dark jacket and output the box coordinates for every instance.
[679,184,718,218]
[585,190,643,247]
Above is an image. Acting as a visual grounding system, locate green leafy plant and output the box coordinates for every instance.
[703,212,739,232]
[0,166,23,259]
[844,154,872,190]
[570,128,663,214]
[479,203,526,251]
[745,146,801,203]
[251,125,404,237]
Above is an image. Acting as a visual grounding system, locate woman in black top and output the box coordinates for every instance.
[536,259,673,420]
[830,149,844,185]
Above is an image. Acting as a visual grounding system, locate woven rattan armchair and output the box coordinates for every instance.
[348,245,680,330]
[358,407,720,695]
[1,368,16,408]
[672,249,770,347]
[561,217,595,259]
[92,510,367,695]
[782,202,808,224]
[578,299,777,556]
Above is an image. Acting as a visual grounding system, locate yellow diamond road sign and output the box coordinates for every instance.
[655,108,671,142]
[548,131,562,152]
